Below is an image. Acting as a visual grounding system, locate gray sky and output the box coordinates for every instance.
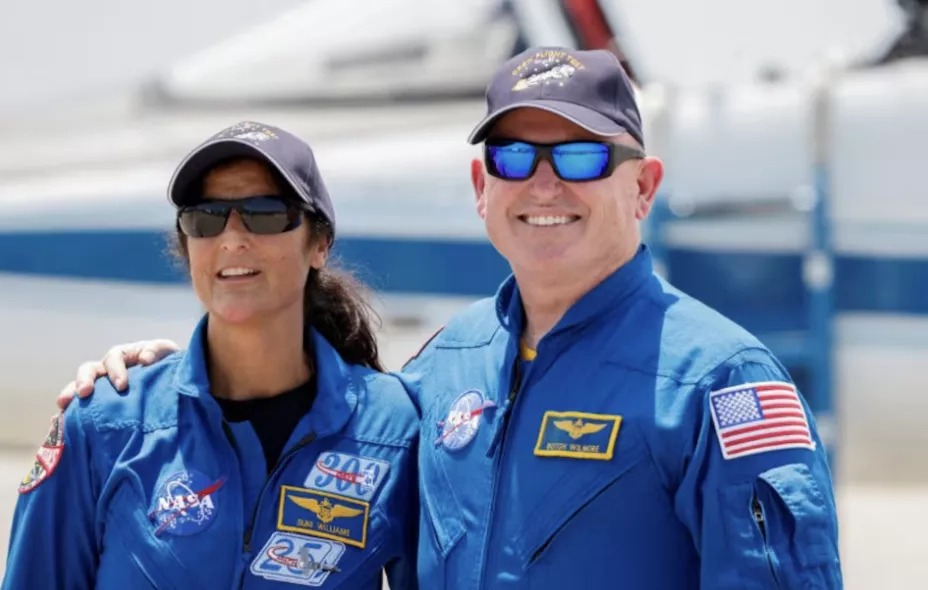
[0,0,906,113]
[0,0,306,112]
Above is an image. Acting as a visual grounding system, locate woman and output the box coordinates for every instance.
[3,121,419,589]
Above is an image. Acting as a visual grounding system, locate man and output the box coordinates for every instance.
[59,47,842,588]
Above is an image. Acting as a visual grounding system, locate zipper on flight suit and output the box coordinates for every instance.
[752,495,782,589]
[241,432,318,553]
[486,360,522,457]
[479,357,525,588]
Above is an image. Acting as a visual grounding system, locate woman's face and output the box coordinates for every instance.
[186,158,327,325]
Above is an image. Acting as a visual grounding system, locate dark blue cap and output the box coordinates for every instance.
[468,47,644,147]
[168,121,337,236]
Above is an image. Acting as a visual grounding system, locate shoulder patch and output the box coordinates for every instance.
[709,381,815,460]
[401,325,445,368]
[19,414,65,494]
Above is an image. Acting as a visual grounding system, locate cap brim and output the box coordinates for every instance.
[168,139,299,208]
[467,100,633,145]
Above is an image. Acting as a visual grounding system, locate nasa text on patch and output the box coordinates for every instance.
[278,486,370,549]
[303,452,390,501]
[250,531,345,587]
[148,469,226,536]
[709,381,815,460]
[534,411,622,460]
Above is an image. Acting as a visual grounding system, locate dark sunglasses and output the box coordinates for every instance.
[176,196,310,238]
[485,139,645,182]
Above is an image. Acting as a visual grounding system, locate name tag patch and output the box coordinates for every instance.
[250,531,345,587]
[278,486,370,548]
[534,411,622,460]
[304,452,390,501]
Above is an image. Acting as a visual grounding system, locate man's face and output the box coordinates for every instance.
[471,108,663,282]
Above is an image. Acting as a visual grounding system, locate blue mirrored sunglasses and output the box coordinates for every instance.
[485,139,645,182]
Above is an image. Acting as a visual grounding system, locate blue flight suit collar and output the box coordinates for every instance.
[494,243,654,338]
[172,315,358,438]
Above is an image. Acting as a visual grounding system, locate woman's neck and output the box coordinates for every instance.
[206,312,311,400]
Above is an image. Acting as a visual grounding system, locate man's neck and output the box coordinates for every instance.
[516,245,638,349]
[206,310,310,401]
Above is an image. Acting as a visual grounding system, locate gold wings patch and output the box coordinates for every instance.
[288,495,363,524]
[553,419,607,440]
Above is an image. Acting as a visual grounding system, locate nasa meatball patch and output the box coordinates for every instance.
[147,469,226,536]
[435,390,496,451]
[19,414,65,494]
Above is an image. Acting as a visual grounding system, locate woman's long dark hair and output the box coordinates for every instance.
[174,158,384,371]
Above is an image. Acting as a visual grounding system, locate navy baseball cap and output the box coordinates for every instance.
[467,47,644,147]
[168,121,337,236]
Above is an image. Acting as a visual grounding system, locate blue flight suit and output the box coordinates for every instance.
[401,245,842,589]
[3,317,419,589]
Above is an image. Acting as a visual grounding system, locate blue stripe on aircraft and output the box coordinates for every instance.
[0,230,511,296]
[1,230,926,318]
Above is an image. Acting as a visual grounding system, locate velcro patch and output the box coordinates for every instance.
[303,452,390,501]
[19,414,65,494]
[278,486,370,549]
[533,411,622,460]
[250,531,345,587]
[709,381,815,460]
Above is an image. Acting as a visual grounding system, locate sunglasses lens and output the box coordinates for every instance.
[239,197,298,235]
[178,208,228,238]
[241,211,295,235]
[552,143,611,181]
[487,142,536,180]
[177,197,301,237]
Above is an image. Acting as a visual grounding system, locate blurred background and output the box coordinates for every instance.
[0,0,925,586]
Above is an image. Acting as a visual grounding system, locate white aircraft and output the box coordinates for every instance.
[0,0,924,483]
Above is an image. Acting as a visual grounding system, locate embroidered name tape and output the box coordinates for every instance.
[278,486,370,549]
[304,452,390,501]
[534,411,622,460]
[250,531,345,587]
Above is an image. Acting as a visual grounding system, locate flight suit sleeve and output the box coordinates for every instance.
[2,404,99,590]
[673,349,842,589]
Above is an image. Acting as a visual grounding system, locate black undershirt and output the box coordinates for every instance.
[215,376,316,472]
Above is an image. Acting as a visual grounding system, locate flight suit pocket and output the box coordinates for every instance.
[719,463,839,589]
[516,445,648,567]
[754,463,838,568]
[421,475,465,558]
[419,447,466,588]
[104,485,191,590]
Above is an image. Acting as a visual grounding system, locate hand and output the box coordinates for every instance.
[56,339,181,411]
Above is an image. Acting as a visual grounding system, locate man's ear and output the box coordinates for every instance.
[635,157,664,220]
[472,157,488,220]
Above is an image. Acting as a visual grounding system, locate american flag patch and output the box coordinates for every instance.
[709,381,815,460]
